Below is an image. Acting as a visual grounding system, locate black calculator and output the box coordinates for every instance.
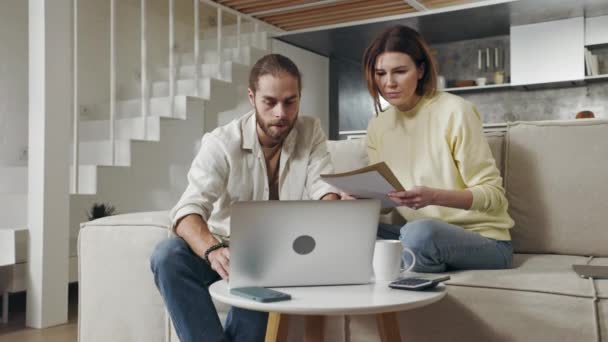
[388,275,450,291]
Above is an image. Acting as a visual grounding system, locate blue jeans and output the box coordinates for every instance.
[378,219,513,273]
[150,237,268,342]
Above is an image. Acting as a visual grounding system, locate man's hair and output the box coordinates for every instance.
[362,25,438,114]
[249,54,302,94]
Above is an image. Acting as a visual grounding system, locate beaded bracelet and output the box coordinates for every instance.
[203,242,228,266]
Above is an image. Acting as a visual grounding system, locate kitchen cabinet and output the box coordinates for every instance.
[510,17,584,85]
[585,15,608,46]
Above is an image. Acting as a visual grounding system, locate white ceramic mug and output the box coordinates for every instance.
[437,75,446,89]
[475,77,487,86]
[372,240,416,281]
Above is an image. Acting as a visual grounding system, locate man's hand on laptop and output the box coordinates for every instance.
[321,192,340,200]
[340,192,357,200]
[209,247,230,280]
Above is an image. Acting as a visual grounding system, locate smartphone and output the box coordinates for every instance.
[389,275,450,291]
[230,287,292,303]
[572,264,608,279]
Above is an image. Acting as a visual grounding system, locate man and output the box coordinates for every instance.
[150,54,339,342]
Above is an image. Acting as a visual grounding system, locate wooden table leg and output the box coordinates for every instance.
[265,312,290,342]
[304,315,324,342]
[376,312,402,342]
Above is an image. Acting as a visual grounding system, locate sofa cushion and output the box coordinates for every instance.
[349,286,598,342]
[412,254,596,297]
[589,257,608,299]
[326,139,368,173]
[505,120,608,256]
[600,300,608,339]
[81,210,172,229]
[485,132,505,178]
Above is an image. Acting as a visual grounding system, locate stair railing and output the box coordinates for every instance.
[110,0,117,165]
[72,0,79,193]
[141,0,148,140]
[194,0,200,96]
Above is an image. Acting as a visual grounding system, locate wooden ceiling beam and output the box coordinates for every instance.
[279,7,416,30]
[266,3,411,26]
[249,0,347,16]
[420,0,471,8]
[234,0,314,13]
[258,0,399,21]
[213,0,475,31]
[242,1,340,13]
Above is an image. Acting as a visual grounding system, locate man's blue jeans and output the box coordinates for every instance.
[150,237,268,342]
[378,219,513,273]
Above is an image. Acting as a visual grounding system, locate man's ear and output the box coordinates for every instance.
[247,88,255,107]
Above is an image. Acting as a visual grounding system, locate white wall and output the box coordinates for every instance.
[0,0,28,166]
[271,39,330,134]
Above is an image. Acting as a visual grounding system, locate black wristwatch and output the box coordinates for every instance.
[203,242,228,266]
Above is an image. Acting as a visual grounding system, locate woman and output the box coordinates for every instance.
[361,25,514,273]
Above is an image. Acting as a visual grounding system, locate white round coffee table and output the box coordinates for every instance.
[209,280,446,342]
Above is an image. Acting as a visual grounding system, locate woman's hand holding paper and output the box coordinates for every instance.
[388,186,437,209]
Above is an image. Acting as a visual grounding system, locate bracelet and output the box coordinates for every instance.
[203,242,228,266]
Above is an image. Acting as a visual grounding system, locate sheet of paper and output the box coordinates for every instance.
[322,171,398,208]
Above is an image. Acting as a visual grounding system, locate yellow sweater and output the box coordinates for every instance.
[366,92,513,240]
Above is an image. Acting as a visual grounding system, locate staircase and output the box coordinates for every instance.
[0,19,274,322]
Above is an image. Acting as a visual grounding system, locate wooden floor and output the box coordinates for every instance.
[0,285,78,342]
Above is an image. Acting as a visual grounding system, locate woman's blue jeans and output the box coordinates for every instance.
[378,218,513,273]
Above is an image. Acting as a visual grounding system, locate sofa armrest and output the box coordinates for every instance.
[78,211,171,342]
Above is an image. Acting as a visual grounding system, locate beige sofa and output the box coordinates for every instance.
[78,119,608,341]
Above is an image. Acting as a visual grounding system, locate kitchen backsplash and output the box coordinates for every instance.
[462,82,608,123]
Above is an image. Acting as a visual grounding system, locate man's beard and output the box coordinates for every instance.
[255,106,297,143]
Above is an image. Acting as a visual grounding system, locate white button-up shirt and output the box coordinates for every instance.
[170,111,338,238]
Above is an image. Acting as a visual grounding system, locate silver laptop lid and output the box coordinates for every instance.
[229,200,381,288]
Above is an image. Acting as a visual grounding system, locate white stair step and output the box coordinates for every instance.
[200,23,261,40]
[196,32,268,51]
[0,166,27,193]
[0,194,27,228]
[178,32,266,52]
[69,165,97,195]
[179,46,256,66]
[71,140,131,166]
[150,78,213,98]
[154,62,232,82]
[79,116,160,142]
[0,227,27,267]
[122,72,214,100]
[91,95,192,120]
[115,95,193,119]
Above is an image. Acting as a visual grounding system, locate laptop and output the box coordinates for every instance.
[228,200,381,288]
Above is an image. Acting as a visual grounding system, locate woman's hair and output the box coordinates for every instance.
[249,54,302,94]
[363,25,437,114]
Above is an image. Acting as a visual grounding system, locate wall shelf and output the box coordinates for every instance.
[585,74,608,81]
[442,75,608,93]
[443,83,511,93]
